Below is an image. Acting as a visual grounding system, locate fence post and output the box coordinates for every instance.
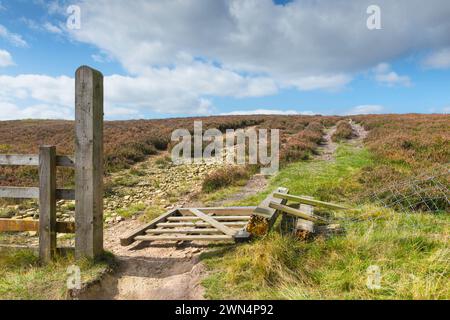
[75,66,104,259]
[39,145,57,263]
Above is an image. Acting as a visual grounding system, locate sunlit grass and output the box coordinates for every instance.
[201,145,449,300]
[0,250,114,300]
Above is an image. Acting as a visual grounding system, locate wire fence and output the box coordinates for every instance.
[365,164,450,213]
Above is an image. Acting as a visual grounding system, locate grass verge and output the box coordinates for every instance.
[201,145,449,300]
[0,249,114,300]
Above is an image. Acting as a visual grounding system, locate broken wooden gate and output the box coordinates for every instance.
[120,187,290,246]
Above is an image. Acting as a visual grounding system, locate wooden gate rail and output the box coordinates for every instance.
[0,218,75,233]
[0,147,75,262]
[0,65,105,263]
[120,207,256,246]
[0,155,74,167]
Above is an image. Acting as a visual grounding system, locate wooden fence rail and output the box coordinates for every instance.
[0,187,75,200]
[0,155,75,167]
[0,147,76,263]
[0,65,104,263]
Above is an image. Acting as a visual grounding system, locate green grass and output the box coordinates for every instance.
[232,145,373,207]
[116,203,147,219]
[200,186,244,205]
[201,145,450,300]
[0,250,114,300]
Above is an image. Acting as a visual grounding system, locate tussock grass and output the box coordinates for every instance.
[0,250,114,300]
[332,120,354,142]
[202,166,250,193]
[202,145,449,300]
[116,203,147,219]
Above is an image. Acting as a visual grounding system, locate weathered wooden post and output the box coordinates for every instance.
[75,66,104,259]
[39,145,57,262]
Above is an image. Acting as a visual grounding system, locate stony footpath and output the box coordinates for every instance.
[0,153,224,229]
[103,154,223,224]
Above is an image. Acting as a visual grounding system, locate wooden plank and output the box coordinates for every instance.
[253,187,289,219]
[39,146,57,263]
[57,221,76,234]
[120,209,178,246]
[0,187,39,199]
[0,155,74,167]
[75,66,104,259]
[56,189,75,200]
[0,219,75,233]
[269,202,328,224]
[296,219,315,233]
[0,187,75,200]
[178,207,256,216]
[273,193,349,210]
[0,219,38,232]
[189,209,237,236]
[56,156,75,168]
[167,216,250,222]
[135,235,233,242]
[146,228,221,235]
[0,154,38,166]
[157,221,247,228]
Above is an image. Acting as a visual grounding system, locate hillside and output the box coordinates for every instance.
[0,113,449,300]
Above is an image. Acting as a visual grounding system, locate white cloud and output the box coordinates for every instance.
[221,109,313,116]
[423,48,450,69]
[0,24,28,47]
[6,0,450,119]
[346,105,384,115]
[442,106,450,114]
[286,74,352,91]
[0,102,73,120]
[43,22,63,34]
[373,63,411,87]
[0,64,280,119]
[0,49,14,67]
[68,0,450,78]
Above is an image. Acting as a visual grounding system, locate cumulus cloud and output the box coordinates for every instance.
[286,74,352,91]
[220,109,313,116]
[423,48,450,69]
[68,0,450,77]
[0,102,73,120]
[0,64,280,120]
[43,22,63,34]
[373,63,411,87]
[0,24,28,47]
[346,105,384,115]
[0,49,14,67]
[7,0,450,119]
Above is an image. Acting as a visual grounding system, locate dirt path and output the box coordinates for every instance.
[80,128,266,300]
[80,219,209,300]
[316,121,367,161]
[316,126,338,161]
[79,121,367,300]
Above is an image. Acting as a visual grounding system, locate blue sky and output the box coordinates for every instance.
[1,0,450,120]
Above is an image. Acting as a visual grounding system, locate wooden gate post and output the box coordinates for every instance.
[39,145,57,263]
[75,66,104,259]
